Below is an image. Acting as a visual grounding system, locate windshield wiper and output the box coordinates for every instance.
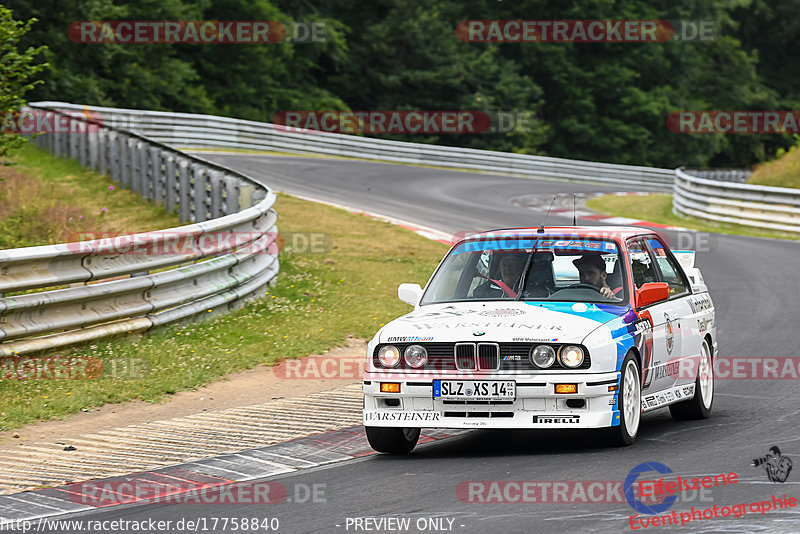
[514,237,540,301]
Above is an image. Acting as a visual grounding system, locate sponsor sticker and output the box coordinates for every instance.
[364,411,441,422]
[532,415,580,424]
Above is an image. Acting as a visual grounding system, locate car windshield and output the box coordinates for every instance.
[420,236,628,305]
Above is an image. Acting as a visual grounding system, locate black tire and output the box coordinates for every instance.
[670,338,714,420]
[365,427,420,454]
[605,352,641,447]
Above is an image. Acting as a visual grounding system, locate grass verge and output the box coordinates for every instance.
[748,144,800,189]
[0,191,448,431]
[585,194,800,241]
[0,142,180,249]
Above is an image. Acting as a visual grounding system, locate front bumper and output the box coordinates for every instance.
[362,371,622,429]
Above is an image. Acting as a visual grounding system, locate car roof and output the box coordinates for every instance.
[460,226,654,243]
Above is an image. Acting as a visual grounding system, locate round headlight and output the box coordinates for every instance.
[560,345,585,368]
[530,345,556,368]
[404,345,428,368]
[378,345,401,367]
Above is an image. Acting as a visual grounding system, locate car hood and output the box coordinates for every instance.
[381,301,631,344]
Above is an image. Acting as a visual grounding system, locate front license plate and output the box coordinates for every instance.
[433,380,516,401]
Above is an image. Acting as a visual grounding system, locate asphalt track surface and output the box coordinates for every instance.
[39,156,800,533]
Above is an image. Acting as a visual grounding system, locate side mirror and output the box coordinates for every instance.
[398,283,423,306]
[636,282,670,308]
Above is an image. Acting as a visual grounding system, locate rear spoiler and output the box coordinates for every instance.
[673,250,707,293]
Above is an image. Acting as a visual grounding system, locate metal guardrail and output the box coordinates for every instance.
[674,168,800,233]
[680,168,751,184]
[0,106,279,356]
[30,102,676,191]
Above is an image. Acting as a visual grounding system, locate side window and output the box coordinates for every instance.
[647,238,688,295]
[627,238,659,289]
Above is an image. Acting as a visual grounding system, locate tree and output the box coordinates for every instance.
[0,4,47,163]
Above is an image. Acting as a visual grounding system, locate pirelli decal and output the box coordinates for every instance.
[532,415,580,424]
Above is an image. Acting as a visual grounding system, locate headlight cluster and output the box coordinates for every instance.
[529,345,585,369]
[377,345,428,368]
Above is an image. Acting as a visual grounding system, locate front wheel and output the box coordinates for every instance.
[670,338,714,420]
[365,427,420,454]
[605,353,641,446]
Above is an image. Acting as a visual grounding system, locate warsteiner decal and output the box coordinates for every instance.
[402,309,479,320]
[364,411,441,422]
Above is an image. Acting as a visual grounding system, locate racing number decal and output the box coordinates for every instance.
[636,311,655,389]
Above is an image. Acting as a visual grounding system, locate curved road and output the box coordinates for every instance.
[53,156,800,533]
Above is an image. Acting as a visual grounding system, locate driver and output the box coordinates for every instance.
[473,253,527,298]
[573,254,621,300]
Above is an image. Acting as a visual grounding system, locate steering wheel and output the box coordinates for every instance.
[565,283,604,293]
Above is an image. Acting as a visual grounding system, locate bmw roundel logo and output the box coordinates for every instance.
[473,331,486,336]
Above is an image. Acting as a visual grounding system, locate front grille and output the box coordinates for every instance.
[455,343,476,370]
[373,342,590,371]
[477,343,500,371]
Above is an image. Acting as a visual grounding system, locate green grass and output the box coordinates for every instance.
[0,142,180,249]
[585,193,800,241]
[748,144,800,189]
[0,192,448,431]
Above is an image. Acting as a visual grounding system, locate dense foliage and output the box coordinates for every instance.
[0,4,46,163]
[4,0,798,168]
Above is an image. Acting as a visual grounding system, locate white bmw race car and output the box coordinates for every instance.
[363,226,717,453]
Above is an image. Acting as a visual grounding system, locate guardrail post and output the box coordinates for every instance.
[165,155,177,214]
[238,182,255,209]
[148,146,162,203]
[131,140,143,195]
[108,131,119,181]
[88,130,98,170]
[178,159,192,223]
[209,170,223,218]
[224,176,239,214]
[97,129,107,175]
[119,135,131,188]
[194,167,208,222]
[78,124,88,166]
[54,128,63,157]
[69,117,78,160]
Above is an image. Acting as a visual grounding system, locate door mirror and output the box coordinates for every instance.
[636,282,670,308]
[398,283,422,306]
